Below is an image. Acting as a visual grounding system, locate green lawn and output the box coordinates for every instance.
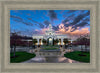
[42,45,59,50]
[10,52,36,63]
[64,51,90,63]
[43,47,58,50]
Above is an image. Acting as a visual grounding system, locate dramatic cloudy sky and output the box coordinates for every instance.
[10,10,90,40]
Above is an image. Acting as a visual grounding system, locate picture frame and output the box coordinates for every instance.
[0,0,100,73]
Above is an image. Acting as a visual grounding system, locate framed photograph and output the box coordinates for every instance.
[10,10,90,63]
[0,0,100,73]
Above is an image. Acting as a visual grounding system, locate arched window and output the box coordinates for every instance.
[49,33,51,35]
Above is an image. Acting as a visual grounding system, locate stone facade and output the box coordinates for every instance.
[32,24,68,45]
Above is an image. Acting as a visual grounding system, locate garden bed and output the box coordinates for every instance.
[10,52,36,63]
[42,45,59,50]
[64,51,90,63]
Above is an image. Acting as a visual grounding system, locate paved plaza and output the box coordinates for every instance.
[22,48,81,63]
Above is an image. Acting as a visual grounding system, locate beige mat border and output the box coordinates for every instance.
[0,0,100,73]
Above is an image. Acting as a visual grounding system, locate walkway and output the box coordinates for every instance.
[22,56,81,63]
[22,47,81,63]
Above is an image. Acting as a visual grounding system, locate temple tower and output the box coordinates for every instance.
[49,24,52,31]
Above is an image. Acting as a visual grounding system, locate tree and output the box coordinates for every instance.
[63,38,69,48]
[72,41,78,46]
[10,32,21,57]
[47,38,49,46]
[32,39,37,48]
[33,39,37,45]
[42,39,46,45]
[76,36,90,52]
[81,38,90,52]
[54,39,59,45]
[63,38,69,45]
[76,37,83,51]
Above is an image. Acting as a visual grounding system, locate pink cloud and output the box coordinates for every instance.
[56,24,90,40]
[39,28,49,34]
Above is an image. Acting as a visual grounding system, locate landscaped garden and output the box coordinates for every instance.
[10,52,36,63]
[42,45,59,50]
[64,51,90,63]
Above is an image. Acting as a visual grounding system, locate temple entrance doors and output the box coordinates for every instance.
[46,37,53,45]
[49,37,53,45]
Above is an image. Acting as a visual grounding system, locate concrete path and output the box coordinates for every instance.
[22,56,81,63]
[22,48,81,63]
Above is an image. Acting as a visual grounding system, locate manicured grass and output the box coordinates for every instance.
[42,45,59,50]
[64,51,90,63]
[10,52,36,63]
[43,47,58,50]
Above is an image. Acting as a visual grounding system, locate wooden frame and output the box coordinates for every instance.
[0,0,100,73]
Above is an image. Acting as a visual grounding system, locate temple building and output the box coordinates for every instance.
[32,24,69,45]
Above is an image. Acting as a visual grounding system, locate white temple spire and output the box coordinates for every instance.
[49,24,52,31]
